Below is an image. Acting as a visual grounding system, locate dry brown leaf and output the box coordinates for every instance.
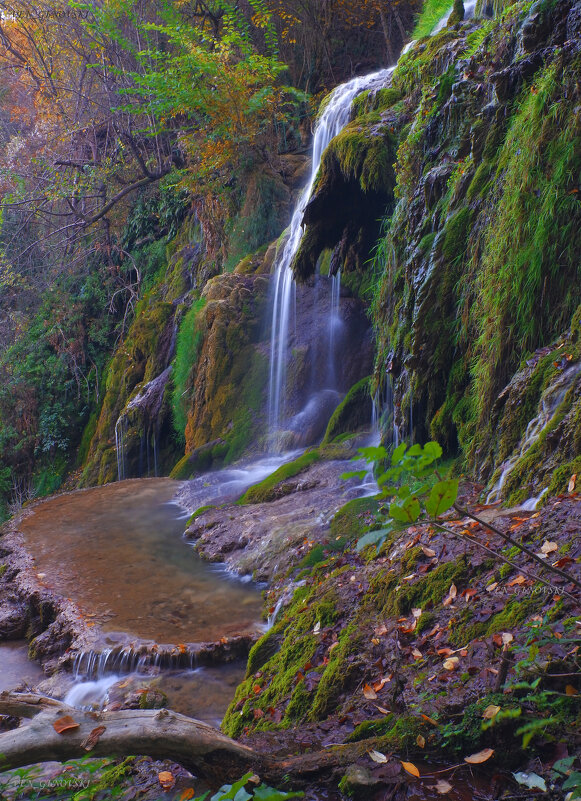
[501,632,514,645]
[158,771,175,789]
[448,584,457,599]
[416,734,426,748]
[486,582,498,592]
[568,473,577,493]
[540,541,558,555]
[422,545,437,557]
[374,623,388,637]
[411,648,423,660]
[53,716,80,735]
[179,790,195,801]
[401,761,420,777]
[81,725,106,752]
[369,749,388,763]
[375,705,391,715]
[435,779,453,794]
[373,677,390,692]
[565,685,578,696]
[482,704,501,720]
[464,748,494,764]
[464,588,477,601]
[363,683,378,700]
[443,657,459,671]
[403,573,416,581]
[508,575,526,586]
[437,647,455,657]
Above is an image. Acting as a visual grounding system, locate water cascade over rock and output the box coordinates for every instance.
[268,67,395,450]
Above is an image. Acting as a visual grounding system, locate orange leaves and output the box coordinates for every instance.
[401,761,420,777]
[158,771,175,790]
[53,715,79,734]
[81,725,106,751]
[363,683,377,700]
[464,748,494,764]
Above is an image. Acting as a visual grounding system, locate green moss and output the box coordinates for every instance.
[327,121,397,195]
[309,621,365,720]
[238,449,321,504]
[185,505,216,526]
[322,377,372,445]
[171,297,206,439]
[546,455,581,496]
[246,628,282,677]
[346,715,395,742]
[330,497,380,541]
[379,557,471,617]
[412,0,456,38]
[77,757,137,800]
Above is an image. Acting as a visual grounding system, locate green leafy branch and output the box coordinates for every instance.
[343,441,580,605]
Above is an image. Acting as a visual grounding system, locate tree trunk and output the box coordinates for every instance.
[0,693,263,785]
[0,692,382,786]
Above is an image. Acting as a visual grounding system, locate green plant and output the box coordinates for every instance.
[343,441,581,602]
[204,772,303,801]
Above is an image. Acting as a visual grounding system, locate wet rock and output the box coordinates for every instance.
[339,764,381,798]
[0,602,27,639]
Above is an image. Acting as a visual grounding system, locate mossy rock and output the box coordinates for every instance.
[322,377,373,444]
[238,449,321,505]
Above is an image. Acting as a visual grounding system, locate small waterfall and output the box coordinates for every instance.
[114,414,128,481]
[268,66,396,448]
[327,268,342,386]
[486,361,581,504]
[114,366,172,481]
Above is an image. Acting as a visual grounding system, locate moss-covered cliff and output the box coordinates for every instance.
[293,0,581,504]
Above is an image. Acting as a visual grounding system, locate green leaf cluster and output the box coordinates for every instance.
[204,772,304,801]
[343,441,458,552]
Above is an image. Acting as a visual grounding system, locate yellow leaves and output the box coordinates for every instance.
[443,657,459,671]
[482,704,501,720]
[401,761,420,777]
[568,473,577,492]
[464,748,494,764]
[416,734,425,748]
[158,771,175,790]
[363,683,377,700]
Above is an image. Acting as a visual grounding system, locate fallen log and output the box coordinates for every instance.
[0,692,390,787]
[0,692,265,785]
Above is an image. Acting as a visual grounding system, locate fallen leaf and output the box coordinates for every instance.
[502,632,514,645]
[565,685,578,696]
[540,541,558,555]
[486,582,498,592]
[179,790,195,801]
[464,748,494,764]
[374,624,388,637]
[482,704,501,720]
[508,575,526,586]
[512,771,547,792]
[416,734,426,748]
[313,621,321,634]
[422,545,437,557]
[401,761,420,777]
[369,749,388,763]
[412,608,422,618]
[553,556,574,568]
[373,677,390,692]
[411,648,423,660]
[363,683,378,700]
[568,473,577,493]
[53,716,80,735]
[375,705,391,715]
[421,713,439,726]
[80,725,106,751]
[448,584,457,599]
[403,573,416,581]
[437,648,455,657]
[158,771,175,790]
[443,657,459,671]
[434,779,453,794]
[464,588,477,601]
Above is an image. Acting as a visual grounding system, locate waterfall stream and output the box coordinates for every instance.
[268,66,396,448]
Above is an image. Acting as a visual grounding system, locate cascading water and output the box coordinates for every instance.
[486,361,581,505]
[268,66,396,448]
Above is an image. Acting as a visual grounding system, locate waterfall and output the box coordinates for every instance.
[486,361,581,504]
[114,414,128,481]
[268,66,396,448]
[327,268,342,386]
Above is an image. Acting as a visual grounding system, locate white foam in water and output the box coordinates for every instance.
[64,674,122,709]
